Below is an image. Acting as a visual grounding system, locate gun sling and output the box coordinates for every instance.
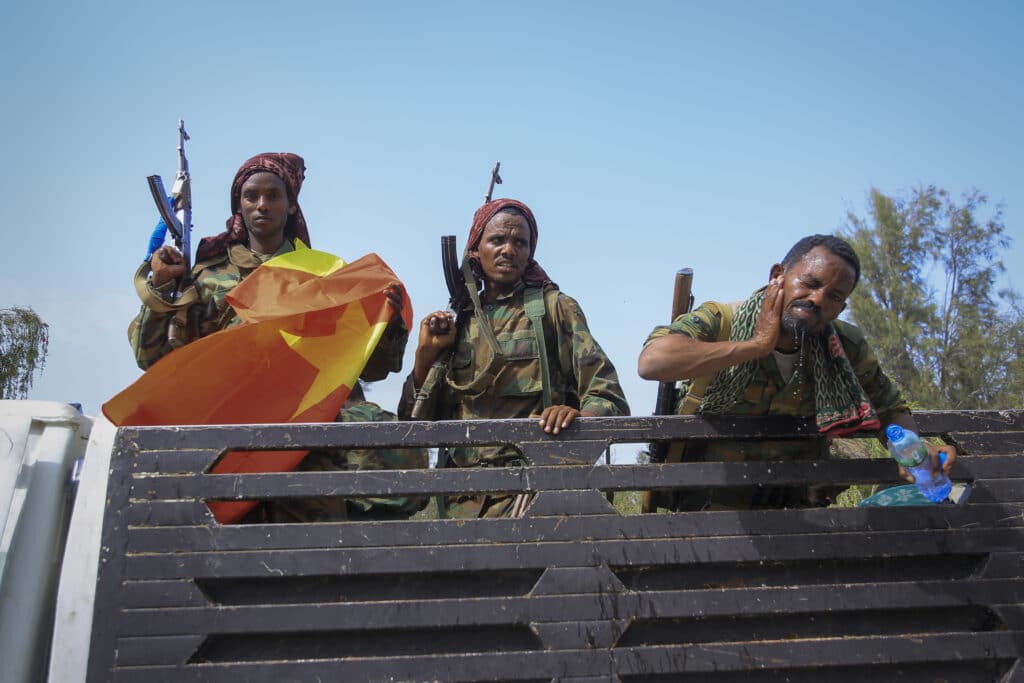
[443,285,553,404]
[433,284,553,520]
[524,286,553,409]
[132,262,200,314]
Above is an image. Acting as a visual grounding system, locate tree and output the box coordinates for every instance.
[841,186,1021,409]
[0,307,50,400]
[989,292,1024,408]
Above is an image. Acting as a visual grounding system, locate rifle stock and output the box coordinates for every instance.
[651,269,693,423]
[641,267,694,513]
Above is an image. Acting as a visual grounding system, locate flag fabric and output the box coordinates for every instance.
[104,244,412,523]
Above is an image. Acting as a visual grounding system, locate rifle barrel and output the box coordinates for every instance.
[484,161,502,203]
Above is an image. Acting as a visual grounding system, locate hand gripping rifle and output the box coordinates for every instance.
[411,162,502,518]
[410,162,503,419]
[641,268,694,513]
[145,120,193,347]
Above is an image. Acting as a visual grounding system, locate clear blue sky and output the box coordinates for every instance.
[3,1,1022,444]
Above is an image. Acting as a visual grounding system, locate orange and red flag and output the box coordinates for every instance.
[103,244,411,522]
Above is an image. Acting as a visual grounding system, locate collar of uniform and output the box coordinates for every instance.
[489,280,526,303]
[227,239,296,268]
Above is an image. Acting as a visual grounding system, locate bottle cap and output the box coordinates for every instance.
[885,424,905,441]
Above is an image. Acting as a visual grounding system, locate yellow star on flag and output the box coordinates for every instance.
[279,302,388,418]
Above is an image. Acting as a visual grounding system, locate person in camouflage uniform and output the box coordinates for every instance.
[398,198,629,518]
[129,152,425,520]
[638,234,956,509]
[131,152,317,369]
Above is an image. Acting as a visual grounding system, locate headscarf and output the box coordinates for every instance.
[195,153,310,262]
[698,287,880,436]
[466,198,555,289]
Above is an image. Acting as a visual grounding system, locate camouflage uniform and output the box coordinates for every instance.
[130,242,291,370]
[130,239,421,519]
[644,301,908,508]
[399,283,629,517]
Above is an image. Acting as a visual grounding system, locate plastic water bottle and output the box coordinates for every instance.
[885,424,952,503]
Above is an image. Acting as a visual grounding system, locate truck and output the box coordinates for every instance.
[3,399,1023,682]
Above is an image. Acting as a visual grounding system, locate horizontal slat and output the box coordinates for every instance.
[126,504,1023,553]
[116,414,824,454]
[949,431,1024,455]
[994,605,1024,629]
[116,578,1024,636]
[104,631,1022,682]
[967,479,1024,503]
[613,633,1021,676]
[115,412,1024,456]
[115,635,205,666]
[982,552,1024,578]
[125,500,213,526]
[124,529,1024,580]
[126,458,1024,501]
[122,580,211,609]
[912,410,1024,433]
[950,455,1024,478]
[131,449,221,474]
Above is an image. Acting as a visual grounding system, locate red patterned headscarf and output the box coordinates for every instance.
[467,198,555,289]
[195,153,310,262]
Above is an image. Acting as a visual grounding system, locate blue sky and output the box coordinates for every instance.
[3,1,1022,447]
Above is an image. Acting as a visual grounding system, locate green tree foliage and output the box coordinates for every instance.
[0,307,50,400]
[994,293,1024,408]
[842,186,1022,409]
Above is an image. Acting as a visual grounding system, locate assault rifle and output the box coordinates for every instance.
[440,161,501,315]
[411,162,502,420]
[144,120,193,348]
[146,120,192,299]
[412,162,503,522]
[641,267,694,513]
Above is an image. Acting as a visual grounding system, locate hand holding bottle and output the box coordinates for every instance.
[886,424,954,503]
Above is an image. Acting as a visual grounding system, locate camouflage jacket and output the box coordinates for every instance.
[247,386,430,522]
[399,283,630,467]
[644,301,909,463]
[129,240,407,376]
[130,242,291,370]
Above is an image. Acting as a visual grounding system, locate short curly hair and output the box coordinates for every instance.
[781,234,860,286]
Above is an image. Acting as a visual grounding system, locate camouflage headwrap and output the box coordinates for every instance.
[467,198,555,289]
[195,153,310,262]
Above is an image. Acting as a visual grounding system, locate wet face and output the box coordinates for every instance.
[238,172,296,244]
[773,245,856,338]
[477,210,532,298]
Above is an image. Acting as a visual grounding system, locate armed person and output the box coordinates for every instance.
[397,197,630,518]
[129,151,426,521]
[638,234,956,510]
